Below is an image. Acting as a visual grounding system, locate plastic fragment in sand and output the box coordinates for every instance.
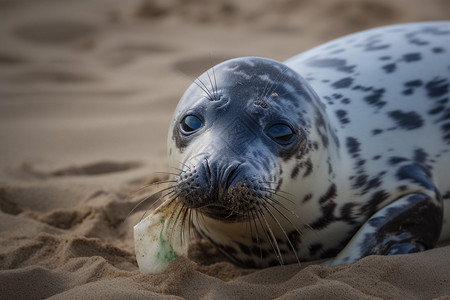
[134,206,189,274]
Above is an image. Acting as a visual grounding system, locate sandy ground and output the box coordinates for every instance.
[0,0,449,299]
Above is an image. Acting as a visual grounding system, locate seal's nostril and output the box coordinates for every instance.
[225,163,240,189]
[205,159,212,179]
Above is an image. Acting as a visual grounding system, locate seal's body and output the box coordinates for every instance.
[167,22,450,267]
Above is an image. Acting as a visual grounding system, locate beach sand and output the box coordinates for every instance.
[0,0,449,298]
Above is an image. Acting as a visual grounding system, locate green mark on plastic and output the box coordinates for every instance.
[156,217,178,263]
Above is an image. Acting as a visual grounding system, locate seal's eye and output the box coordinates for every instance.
[181,115,203,133]
[267,124,295,144]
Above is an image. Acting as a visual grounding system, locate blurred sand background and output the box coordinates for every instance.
[0,0,449,298]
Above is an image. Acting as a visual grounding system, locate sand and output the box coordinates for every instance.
[0,0,449,299]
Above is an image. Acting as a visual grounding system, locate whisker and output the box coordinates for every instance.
[276,88,307,98]
[187,206,194,239]
[245,208,253,240]
[212,66,218,96]
[137,179,177,191]
[124,177,177,208]
[249,208,263,262]
[260,202,301,265]
[266,67,289,100]
[172,201,190,246]
[170,166,185,173]
[168,199,184,245]
[262,68,288,101]
[268,198,300,221]
[184,151,210,162]
[194,78,214,101]
[149,171,180,177]
[260,188,297,206]
[206,70,218,100]
[126,184,174,220]
[254,207,284,265]
[259,74,273,105]
[258,181,295,197]
[138,189,177,222]
[177,160,193,172]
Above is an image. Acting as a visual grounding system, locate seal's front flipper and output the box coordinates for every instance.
[326,193,442,266]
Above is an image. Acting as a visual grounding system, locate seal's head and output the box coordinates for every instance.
[167,57,326,267]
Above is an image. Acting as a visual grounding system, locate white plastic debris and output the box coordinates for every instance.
[134,204,189,274]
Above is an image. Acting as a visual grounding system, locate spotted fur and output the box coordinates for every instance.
[167,22,450,267]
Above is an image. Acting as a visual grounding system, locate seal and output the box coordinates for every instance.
[163,22,450,268]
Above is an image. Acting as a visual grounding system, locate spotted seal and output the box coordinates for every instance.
[163,22,450,267]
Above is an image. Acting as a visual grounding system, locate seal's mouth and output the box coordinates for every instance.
[199,204,247,222]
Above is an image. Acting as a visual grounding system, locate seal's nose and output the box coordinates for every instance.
[202,159,242,194]
[176,158,247,208]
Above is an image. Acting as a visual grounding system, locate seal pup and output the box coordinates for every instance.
[153,22,450,268]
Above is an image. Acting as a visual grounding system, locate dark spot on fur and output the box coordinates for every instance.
[340,202,358,225]
[332,93,343,99]
[356,159,366,167]
[361,190,390,216]
[441,122,450,143]
[372,129,383,135]
[423,26,450,36]
[352,174,368,189]
[398,185,408,191]
[251,245,269,258]
[432,47,445,54]
[307,58,356,73]
[405,31,430,46]
[287,230,301,251]
[291,165,299,179]
[403,53,422,62]
[309,243,323,256]
[346,137,360,157]
[388,110,424,130]
[303,158,314,177]
[428,105,445,115]
[237,242,251,256]
[364,88,386,109]
[402,80,423,96]
[318,184,337,205]
[382,63,396,73]
[425,77,449,98]
[332,77,354,89]
[302,193,313,203]
[335,109,350,125]
[353,85,372,92]
[364,176,383,193]
[341,98,351,104]
[309,200,337,230]
[413,148,428,164]
[389,157,408,165]
[403,89,413,96]
[364,38,390,51]
[405,80,423,87]
[275,177,283,192]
